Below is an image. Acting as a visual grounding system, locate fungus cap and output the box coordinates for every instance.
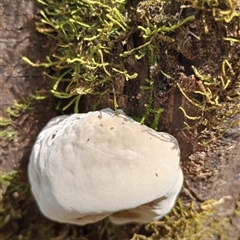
[28,108,183,225]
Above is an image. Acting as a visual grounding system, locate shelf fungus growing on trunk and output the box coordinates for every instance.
[28,108,183,225]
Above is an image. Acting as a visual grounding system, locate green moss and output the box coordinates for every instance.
[0,118,12,127]
[0,131,17,141]
[23,0,131,112]
[0,93,48,141]
[138,78,164,129]
[0,172,58,240]
[0,172,29,231]
[23,0,240,144]
[6,94,48,118]
[0,117,16,141]
[177,58,240,144]
[131,197,236,240]
[10,0,240,238]
[169,0,240,143]
[185,0,240,22]
[23,0,196,115]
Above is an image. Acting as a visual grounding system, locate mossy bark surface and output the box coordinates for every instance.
[0,0,240,239]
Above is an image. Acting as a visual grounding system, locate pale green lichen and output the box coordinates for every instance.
[130,196,237,240]
[0,94,48,141]
[166,0,240,144]
[177,59,240,144]
[181,0,240,23]
[0,117,16,141]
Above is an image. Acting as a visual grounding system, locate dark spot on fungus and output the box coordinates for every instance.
[155,173,158,177]
[110,127,114,130]
[100,123,103,127]
[52,134,56,139]
[123,118,128,121]
[98,112,103,119]
[122,122,124,124]
[87,138,90,142]
[148,201,154,207]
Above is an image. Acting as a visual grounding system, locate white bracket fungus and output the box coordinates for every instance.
[28,108,183,225]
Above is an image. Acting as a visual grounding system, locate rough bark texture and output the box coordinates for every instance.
[0,0,57,172]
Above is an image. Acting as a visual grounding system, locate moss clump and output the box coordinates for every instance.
[131,196,238,240]
[14,0,240,239]
[0,172,29,235]
[152,0,240,143]
[24,0,133,112]
[23,0,196,114]
[0,94,48,141]
[0,117,16,141]
[23,0,240,144]
[177,59,240,144]
[0,171,58,240]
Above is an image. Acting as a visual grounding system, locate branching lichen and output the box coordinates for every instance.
[181,0,240,23]
[0,93,48,141]
[131,197,235,240]
[177,59,240,144]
